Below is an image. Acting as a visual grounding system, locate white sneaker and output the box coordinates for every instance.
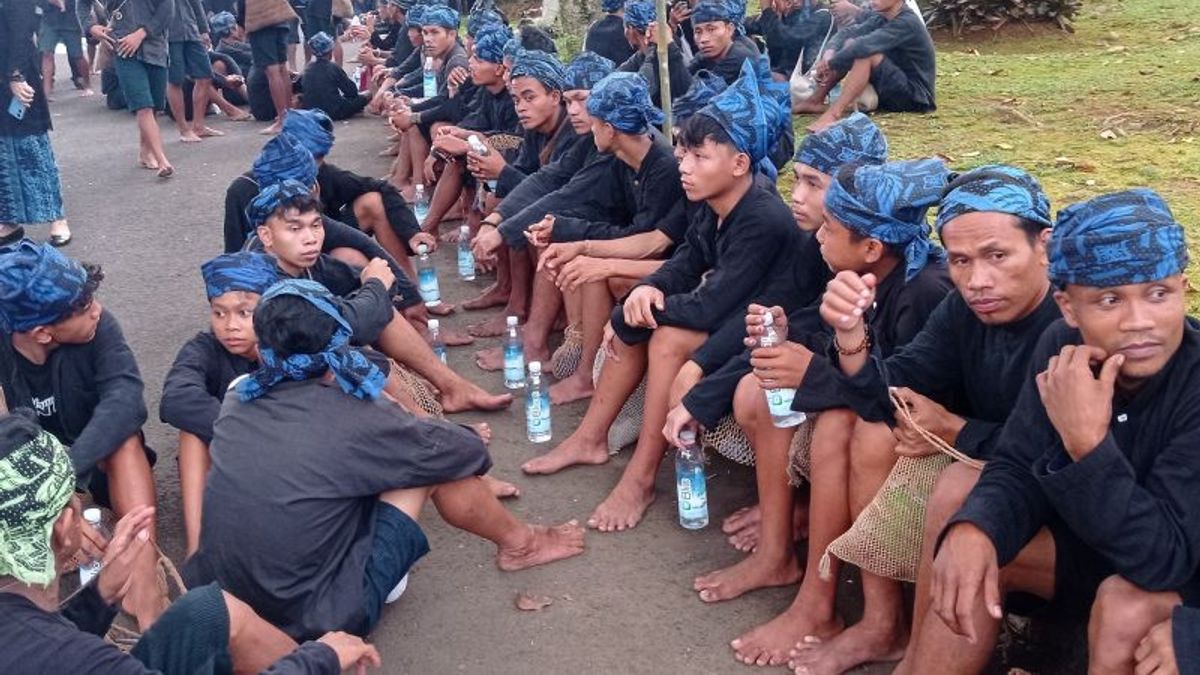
[385,574,410,604]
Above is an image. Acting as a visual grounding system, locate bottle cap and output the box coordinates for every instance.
[83,507,103,524]
[417,244,429,254]
[506,315,519,327]
[679,429,696,444]
[460,223,470,234]
[762,309,773,324]
[528,361,542,374]
[415,183,424,190]
[427,319,439,330]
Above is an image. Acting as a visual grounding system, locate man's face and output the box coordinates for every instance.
[941,212,1050,325]
[1057,275,1187,385]
[870,0,903,13]
[408,26,423,47]
[590,117,616,152]
[677,138,744,202]
[469,54,504,85]
[815,213,877,273]
[624,24,643,48]
[258,207,325,274]
[791,164,832,231]
[45,297,103,345]
[564,90,593,134]
[210,291,261,358]
[693,20,734,59]
[422,26,456,56]
[510,77,560,131]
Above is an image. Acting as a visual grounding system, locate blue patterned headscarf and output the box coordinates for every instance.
[602,0,623,12]
[237,280,386,402]
[1048,189,1188,288]
[406,5,426,27]
[691,0,739,24]
[825,159,950,281]
[586,72,664,134]
[623,0,655,29]
[509,50,567,92]
[282,108,335,158]
[201,252,281,301]
[473,25,511,63]
[674,70,726,125]
[564,52,615,91]
[794,112,888,177]
[935,164,1052,235]
[695,58,789,180]
[0,240,88,333]
[421,5,459,28]
[502,37,523,61]
[253,134,318,187]
[307,31,335,57]
[467,8,505,36]
[209,11,236,40]
[246,180,316,230]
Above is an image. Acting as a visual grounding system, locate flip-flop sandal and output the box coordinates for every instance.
[157,166,175,179]
[50,232,72,247]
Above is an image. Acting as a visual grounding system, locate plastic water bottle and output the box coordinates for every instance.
[760,310,807,428]
[828,82,843,105]
[503,316,525,389]
[422,56,437,98]
[412,184,430,225]
[428,319,446,363]
[467,135,498,192]
[525,361,552,443]
[675,430,709,529]
[78,508,108,586]
[416,244,440,307]
[457,224,475,281]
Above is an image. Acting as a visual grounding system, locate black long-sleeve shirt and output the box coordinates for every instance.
[689,35,761,83]
[497,144,620,248]
[1174,605,1200,674]
[458,85,519,134]
[160,331,254,444]
[617,42,692,109]
[1,0,52,136]
[80,0,175,67]
[316,163,420,252]
[745,4,833,74]
[494,110,583,197]
[948,318,1200,596]
[584,14,635,66]
[409,42,471,123]
[828,6,935,110]
[301,59,367,120]
[495,129,595,224]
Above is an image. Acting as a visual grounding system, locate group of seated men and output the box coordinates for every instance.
[1,0,1199,673]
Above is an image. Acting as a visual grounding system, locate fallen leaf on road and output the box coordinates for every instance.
[515,593,554,611]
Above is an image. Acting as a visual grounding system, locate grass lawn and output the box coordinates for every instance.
[793,0,1200,304]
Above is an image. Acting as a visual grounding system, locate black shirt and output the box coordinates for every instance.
[618,42,692,109]
[301,58,365,120]
[316,163,420,252]
[458,85,519,134]
[829,6,936,110]
[494,110,583,197]
[584,14,635,66]
[689,35,761,84]
[14,352,70,443]
[745,4,834,74]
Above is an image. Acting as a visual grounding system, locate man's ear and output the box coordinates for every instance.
[863,238,885,265]
[1053,287,1078,328]
[257,222,273,248]
[29,326,55,346]
[731,151,751,178]
[1036,227,1051,267]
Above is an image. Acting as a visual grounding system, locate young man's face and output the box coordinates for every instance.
[624,24,643,48]
[258,207,325,274]
[510,77,561,131]
[693,20,734,59]
[408,26,423,47]
[1057,275,1187,385]
[791,163,832,231]
[422,26,456,57]
[815,214,879,273]
[210,291,261,359]
[870,0,904,14]
[469,54,504,85]
[564,90,593,134]
[942,212,1050,325]
[677,137,746,202]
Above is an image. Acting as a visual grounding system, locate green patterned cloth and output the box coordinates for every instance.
[0,414,76,587]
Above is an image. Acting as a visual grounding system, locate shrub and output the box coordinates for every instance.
[924,0,1083,34]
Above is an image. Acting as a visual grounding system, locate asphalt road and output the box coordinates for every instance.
[40,61,886,674]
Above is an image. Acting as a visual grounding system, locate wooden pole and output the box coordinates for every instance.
[655,0,673,138]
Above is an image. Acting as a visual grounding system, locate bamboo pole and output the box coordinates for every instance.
[655,0,673,138]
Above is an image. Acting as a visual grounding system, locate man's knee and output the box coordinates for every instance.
[732,373,761,429]
[847,419,895,473]
[648,326,704,361]
[1091,575,1175,642]
[862,53,885,68]
[353,191,386,223]
[926,463,979,530]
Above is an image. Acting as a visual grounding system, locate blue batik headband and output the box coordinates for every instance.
[467,8,505,36]
[201,252,281,301]
[0,240,88,333]
[421,5,459,28]
[623,0,655,30]
[246,179,315,230]
[282,108,335,158]
[695,58,789,180]
[794,111,888,177]
[936,164,1052,235]
[253,134,318,188]
[307,31,335,57]
[563,51,615,91]
[209,11,236,40]
[586,71,663,133]
[473,25,511,63]
[509,49,567,92]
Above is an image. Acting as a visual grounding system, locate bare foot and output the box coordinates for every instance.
[230,112,254,121]
[197,126,225,137]
[440,384,512,413]
[441,228,464,244]
[549,371,594,405]
[482,473,520,499]
[79,88,95,97]
[788,619,907,675]
[260,121,283,135]
[426,302,456,316]
[496,521,585,571]
[695,552,801,603]
[157,165,175,179]
[467,314,512,338]
[138,157,159,170]
[724,501,810,553]
[587,479,655,532]
[180,132,202,143]
[440,326,475,346]
[462,282,509,311]
[521,432,609,475]
[730,604,844,667]
[474,346,504,372]
[471,422,492,445]
[378,146,399,157]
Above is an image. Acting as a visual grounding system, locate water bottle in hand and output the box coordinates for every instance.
[429,319,446,363]
[467,134,498,191]
[675,430,708,529]
[422,56,437,98]
[760,310,806,429]
[78,508,109,586]
[416,244,440,307]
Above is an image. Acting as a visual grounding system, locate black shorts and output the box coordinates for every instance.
[869,54,933,113]
[168,40,214,84]
[360,502,430,632]
[130,583,232,673]
[608,298,731,347]
[249,24,291,67]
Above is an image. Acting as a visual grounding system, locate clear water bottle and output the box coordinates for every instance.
[828,82,843,105]
[457,224,475,281]
[675,430,708,529]
[760,310,807,428]
[413,184,430,225]
[78,508,108,586]
[503,316,525,389]
[428,318,446,363]
[525,361,552,443]
[466,135,498,192]
[416,244,440,307]
[422,56,437,98]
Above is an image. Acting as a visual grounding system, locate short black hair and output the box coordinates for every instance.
[66,263,104,317]
[518,23,558,54]
[675,113,734,151]
[269,192,323,225]
[254,295,338,358]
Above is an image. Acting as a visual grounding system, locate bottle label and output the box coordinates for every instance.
[676,466,708,513]
[504,344,524,383]
[434,345,446,363]
[423,74,437,98]
[418,268,439,303]
[457,248,475,278]
[526,391,551,435]
[766,387,797,417]
[413,204,429,225]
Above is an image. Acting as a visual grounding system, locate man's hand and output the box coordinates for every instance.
[668,2,691,28]
[663,404,700,447]
[447,66,469,89]
[360,257,396,291]
[1036,345,1122,461]
[820,271,876,333]
[201,34,212,50]
[743,303,787,348]
[1135,619,1179,675]
[390,108,414,131]
[623,285,665,328]
[317,632,382,673]
[892,417,938,458]
[471,224,503,262]
[432,134,469,156]
[524,215,554,249]
[422,155,440,185]
[750,341,813,390]
[891,387,965,448]
[601,321,620,361]
[89,25,115,48]
[116,28,147,58]
[9,80,34,106]
[646,21,673,44]
[95,505,155,606]
[409,232,437,253]
[930,522,1003,644]
[537,242,585,275]
[831,0,862,25]
[555,256,612,291]
[467,146,506,181]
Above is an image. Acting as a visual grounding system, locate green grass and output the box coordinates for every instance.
[808,0,1200,303]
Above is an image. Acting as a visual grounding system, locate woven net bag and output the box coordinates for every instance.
[592,350,643,453]
[551,325,584,380]
[822,390,984,583]
[701,415,755,466]
[785,414,817,487]
[390,359,443,417]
